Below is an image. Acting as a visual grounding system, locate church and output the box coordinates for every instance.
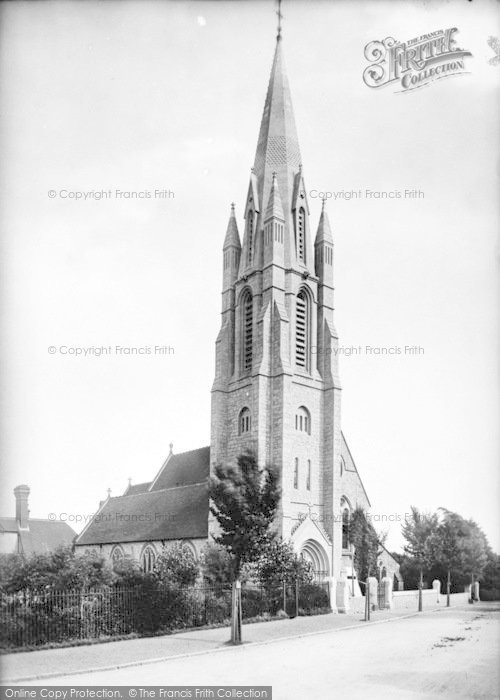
[75,27,373,597]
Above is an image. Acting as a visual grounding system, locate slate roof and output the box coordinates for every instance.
[76,446,211,546]
[0,517,76,555]
[150,446,210,491]
[123,482,151,496]
[76,482,208,545]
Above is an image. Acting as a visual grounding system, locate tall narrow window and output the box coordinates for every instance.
[141,545,156,573]
[297,207,306,263]
[306,460,311,490]
[239,407,251,434]
[294,458,299,489]
[247,210,254,265]
[242,290,253,372]
[342,508,350,549]
[295,290,309,370]
[295,406,311,434]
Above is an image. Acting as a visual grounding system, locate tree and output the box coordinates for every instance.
[254,539,313,589]
[208,450,280,643]
[402,507,440,609]
[349,507,382,585]
[0,546,114,592]
[208,450,280,578]
[426,509,467,604]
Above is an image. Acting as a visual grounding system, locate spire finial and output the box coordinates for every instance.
[276,0,283,40]
[169,442,174,454]
[230,202,235,213]
[321,197,326,212]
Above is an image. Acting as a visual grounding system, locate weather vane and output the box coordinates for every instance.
[276,0,283,39]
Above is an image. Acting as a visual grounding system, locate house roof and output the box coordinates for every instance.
[76,482,208,546]
[0,517,76,555]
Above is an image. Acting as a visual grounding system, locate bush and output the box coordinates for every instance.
[298,583,330,612]
[153,543,199,587]
[480,588,500,601]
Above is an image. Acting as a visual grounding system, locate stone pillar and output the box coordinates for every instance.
[368,576,378,612]
[432,579,441,603]
[473,581,480,602]
[381,576,393,609]
[327,576,337,613]
[336,580,350,613]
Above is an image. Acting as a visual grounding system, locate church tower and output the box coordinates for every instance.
[210,30,345,580]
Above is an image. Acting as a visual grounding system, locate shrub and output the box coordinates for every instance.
[153,543,199,587]
[298,583,330,612]
[480,588,500,601]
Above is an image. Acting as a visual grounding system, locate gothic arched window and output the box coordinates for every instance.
[297,207,306,263]
[241,289,253,373]
[110,545,124,567]
[295,289,310,371]
[141,545,156,574]
[306,459,311,491]
[239,407,251,435]
[294,458,299,489]
[295,406,311,434]
[247,210,254,265]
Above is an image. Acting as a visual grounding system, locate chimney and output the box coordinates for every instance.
[14,484,30,529]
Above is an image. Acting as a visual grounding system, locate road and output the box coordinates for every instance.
[22,605,500,699]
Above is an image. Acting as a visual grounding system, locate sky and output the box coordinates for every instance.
[0,0,498,553]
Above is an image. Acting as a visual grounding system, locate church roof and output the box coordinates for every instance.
[76,446,211,546]
[76,482,208,546]
[123,482,151,496]
[150,446,210,491]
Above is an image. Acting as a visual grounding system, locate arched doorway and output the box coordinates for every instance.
[300,538,330,579]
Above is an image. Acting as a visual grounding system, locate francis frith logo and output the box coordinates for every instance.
[363,28,472,92]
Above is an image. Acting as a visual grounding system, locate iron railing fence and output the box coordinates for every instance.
[0,579,330,650]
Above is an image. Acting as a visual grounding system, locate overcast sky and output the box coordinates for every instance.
[0,0,498,553]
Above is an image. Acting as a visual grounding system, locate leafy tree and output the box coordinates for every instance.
[401,507,439,588]
[0,547,114,592]
[153,542,199,587]
[208,450,280,579]
[254,539,313,589]
[349,507,382,584]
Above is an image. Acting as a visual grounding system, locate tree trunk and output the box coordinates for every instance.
[418,568,423,612]
[446,569,450,607]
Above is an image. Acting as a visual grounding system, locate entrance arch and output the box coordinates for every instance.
[300,538,330,575]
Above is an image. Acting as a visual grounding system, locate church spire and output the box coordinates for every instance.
[253,34,302,264]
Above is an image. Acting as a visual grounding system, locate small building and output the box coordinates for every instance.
[0,485,76,555]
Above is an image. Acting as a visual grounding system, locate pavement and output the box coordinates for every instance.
[0,602,482,684]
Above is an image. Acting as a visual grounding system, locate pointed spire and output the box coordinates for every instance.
[265,172,285,221]
[253,37,301,235]
[315,199,333,244]
[223,202,241,249]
